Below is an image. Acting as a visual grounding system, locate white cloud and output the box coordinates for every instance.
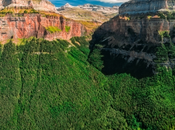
[97,0,129,3]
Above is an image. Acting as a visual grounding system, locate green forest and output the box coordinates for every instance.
[0,37,175,130]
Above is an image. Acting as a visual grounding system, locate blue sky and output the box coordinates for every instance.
[50,0,128,7]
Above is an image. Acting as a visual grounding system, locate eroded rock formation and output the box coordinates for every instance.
[90,0,175,78]
[119,0,175,15]
[0,14,86,42]
[0,0,3,10]
[1,0,57,12]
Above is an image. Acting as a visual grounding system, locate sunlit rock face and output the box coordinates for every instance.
[0,0,4,9]
[119,0,175,15]
[1,0,57,12]
[0,14,86,43]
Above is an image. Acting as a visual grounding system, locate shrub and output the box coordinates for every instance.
[29,9,39,14]
[158,30,170,42]
[24,10,28,13]
[65,26,71,33]
[158,12,166,19]
[147,15,152,20]
[45,26,61,33]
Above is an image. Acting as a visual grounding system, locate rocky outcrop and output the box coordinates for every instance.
[58,3,73,10]
[1,0,57,12]
[0,0,3,9]
[57,3,119,14]
[90,0,175,78]
[0,14,86,42]
[91,15,175,46]
[119,0,175,15]
[31,0,57,12]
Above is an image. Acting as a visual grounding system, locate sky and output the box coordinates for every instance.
[50,0,129,7]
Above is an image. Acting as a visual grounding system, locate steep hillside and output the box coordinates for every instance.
[0,37,175,129]
[57,4,118,33]
[58,7,117,23]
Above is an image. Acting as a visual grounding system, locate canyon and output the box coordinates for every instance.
[90,0,175,78]
[57,3,118,33]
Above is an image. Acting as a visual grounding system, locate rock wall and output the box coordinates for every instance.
[0,14,86,42]
[32,0,57,12]
[0,0,3,9]
[1,0,57,12]
[119,0,175,15]
[91,16,175,46]
[89,0,175,78]
[90,15,175,78]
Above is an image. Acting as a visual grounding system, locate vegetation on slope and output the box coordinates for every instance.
[58,8,117,23]
[45,26,61,33]
[0,37,175,129]
[58,7,117,34]
[0,8,60,17]
[65,26,71,33]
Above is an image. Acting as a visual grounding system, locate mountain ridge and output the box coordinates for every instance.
[57,3,119,14]
[57,3,118,33]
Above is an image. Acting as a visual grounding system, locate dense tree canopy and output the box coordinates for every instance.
[0,37,175,129]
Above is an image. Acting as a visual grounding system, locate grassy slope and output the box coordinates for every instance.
[0,37,175,129]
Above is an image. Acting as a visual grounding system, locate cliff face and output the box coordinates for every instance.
[90,0,175,78]
[0,14,86,42]
[92,16,175,45]
[1,0,57,12]
[0,0,3,9]
[119,0,175,15]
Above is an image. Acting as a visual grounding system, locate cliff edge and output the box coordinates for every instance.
[0,13,86,43]
[1,0,57,12]
[119,0,175,15]
[90,0,175,78]
[0,0,86,43]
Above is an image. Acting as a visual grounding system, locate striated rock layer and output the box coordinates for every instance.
[0,14,86,42]
[90,0,175,78]
[1,0,57,12]
[119,0,175,15]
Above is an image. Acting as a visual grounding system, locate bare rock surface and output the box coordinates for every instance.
[0,14,86,43]
[120,0,175,15]
[90,0,175,78]
[57,3,119,14]
[0,0,3,9]
[1,0,57,12]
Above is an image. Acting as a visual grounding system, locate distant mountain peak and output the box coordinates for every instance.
[57,3,119,14]
[64,3,73,8]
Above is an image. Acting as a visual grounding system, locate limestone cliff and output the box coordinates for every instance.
[119,0,175,15]
[0,0,3,10]
[90,0,175,78]
[0,14,86,43]
[1,0,57,12]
